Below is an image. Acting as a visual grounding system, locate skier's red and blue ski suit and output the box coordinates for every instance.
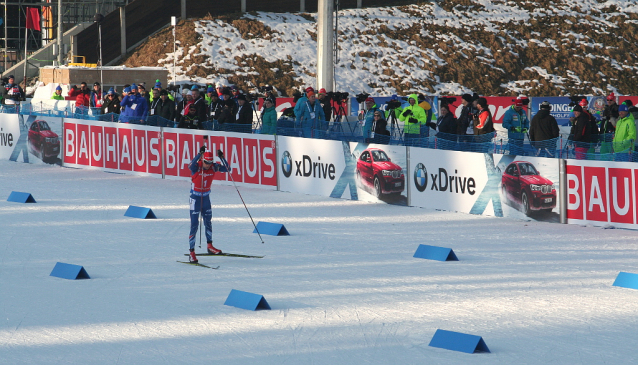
[188,153,228,250]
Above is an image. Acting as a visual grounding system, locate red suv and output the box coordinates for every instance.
[501,161,556,215]
[28,120,60,162]
[356,148,404,198]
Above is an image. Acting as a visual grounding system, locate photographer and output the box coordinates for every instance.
[263,85,277,106]
[317,88,332,122]
[363,97,381,139]
[502,97,530,154]
[399,94,427,143]
[384,95,403,120]
[601,93,619,134]
[456,94,477,136]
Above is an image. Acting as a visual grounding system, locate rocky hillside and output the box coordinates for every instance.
[120,0,638,97]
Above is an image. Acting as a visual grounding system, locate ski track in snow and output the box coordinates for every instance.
[1,160,638,364]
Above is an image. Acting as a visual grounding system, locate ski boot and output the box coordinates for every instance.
[189,249,198,263]
[207,241,222,255]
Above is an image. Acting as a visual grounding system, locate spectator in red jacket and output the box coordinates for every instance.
[68,82,91,115]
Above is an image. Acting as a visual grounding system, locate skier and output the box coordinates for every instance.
[188,146,228,263]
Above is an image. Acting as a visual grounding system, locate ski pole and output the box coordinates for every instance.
[217,150,264,244]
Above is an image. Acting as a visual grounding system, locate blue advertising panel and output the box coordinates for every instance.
[530,97,574,126]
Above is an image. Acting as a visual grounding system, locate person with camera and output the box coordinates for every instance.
[101,88,121,115]
[384,95,403,121]
[455,94,477,137]
[317,88,332,122]
[263,85,277,106]
[502,97,530,155]
[569,105,593,160]
[296,89,325,137]
[399,94,427,144]
[68,81,91,115]
[1,75,24,111]
[178,104,204,129]
[529,101,559,156]
[362,97,381,139]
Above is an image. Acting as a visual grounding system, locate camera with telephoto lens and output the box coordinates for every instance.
[355,92,370,104]
[440,96,457,108]
[327,91,349,102]
[568,96,583,107]
[258,85,273,94]
[386,99,402,109]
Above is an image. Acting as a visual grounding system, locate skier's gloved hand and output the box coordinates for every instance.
[217,149,224,159]
[402,109,412,117]
[199,146,206,154]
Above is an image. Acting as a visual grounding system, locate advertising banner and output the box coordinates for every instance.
[529,97,574,126]
[566,159,638,229]
[0,114,63,165]
[408,148,560,222]
[63,119,277,189]
[277,136,407,205]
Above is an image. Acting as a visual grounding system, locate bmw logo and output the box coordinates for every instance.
[281,151,293,178]
[414,163,428,192]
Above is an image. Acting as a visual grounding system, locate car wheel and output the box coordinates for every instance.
[374,177,382,198]
[522,191,531,216]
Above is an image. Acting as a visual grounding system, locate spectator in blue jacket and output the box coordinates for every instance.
[119,83,148,123]
[502,97,530,155]
[293,87,313,120]
[295,90,325,137]
[362,97,381,139]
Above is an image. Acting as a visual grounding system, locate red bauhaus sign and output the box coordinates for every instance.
[63,119,277,188]
[566,159,637,228]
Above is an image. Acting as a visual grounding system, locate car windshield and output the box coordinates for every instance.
[39,122,51,131]
[371,150,389,162]
[518,163,538,175]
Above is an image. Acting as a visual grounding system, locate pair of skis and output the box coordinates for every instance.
[177,252,264,269]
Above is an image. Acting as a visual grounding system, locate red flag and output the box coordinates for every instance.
[26,7,40,31]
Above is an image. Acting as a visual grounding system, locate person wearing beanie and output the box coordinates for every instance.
[602,92,619,134]
[189,86,208,123]
[1,74,24,107]
[399,94,428,142]
[612,104,636,158]
[473,97,495,136]
[295,89,325,137]
[89,81,104,112]
[154,80,162,90]
[569,105,593,160]
[263,85,276,106]
[260,98,277,135]
[363,96,381,139]
[176,91,193,118]
[316,88,332,123]
[529,101,560,156]
[457,93,479,136]
[502,97,530,154]
[178,104,204,130]
[153,89,176,123]
[119,83,149,123]
[205,86,216,106]
[208,91,223,123]
[293,86,314,120]
[51,85,65,100]
[101,88,121,115]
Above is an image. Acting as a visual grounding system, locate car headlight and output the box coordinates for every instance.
[382,170,392,176]
[45,137,59,144]
[530,184,541,191]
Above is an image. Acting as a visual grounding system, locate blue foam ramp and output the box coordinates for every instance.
[224,289,271,311]
[50,262,90,280]
[613,272,638,290]
[124,205,156,219]
[253,221,289,236]
[7,191,36,203]
[429,329,490,354]
[413,244,458,261]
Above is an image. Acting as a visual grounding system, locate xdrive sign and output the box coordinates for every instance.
[281,151,336,180]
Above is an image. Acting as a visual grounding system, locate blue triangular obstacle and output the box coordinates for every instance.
[7,191,36,203]
[429,329,490,354]
[413,244,458,261]
[613,272,638,290]
[50,262,90,280]
[124,205,156,219]
[253,221,289,236]
[224,289,271,311]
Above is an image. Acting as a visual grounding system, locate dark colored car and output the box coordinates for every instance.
[356,148,404,198]
[501,161,556,215]
[28,120,60,162]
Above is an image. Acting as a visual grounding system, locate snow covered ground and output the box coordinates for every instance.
[1,159,638,364]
